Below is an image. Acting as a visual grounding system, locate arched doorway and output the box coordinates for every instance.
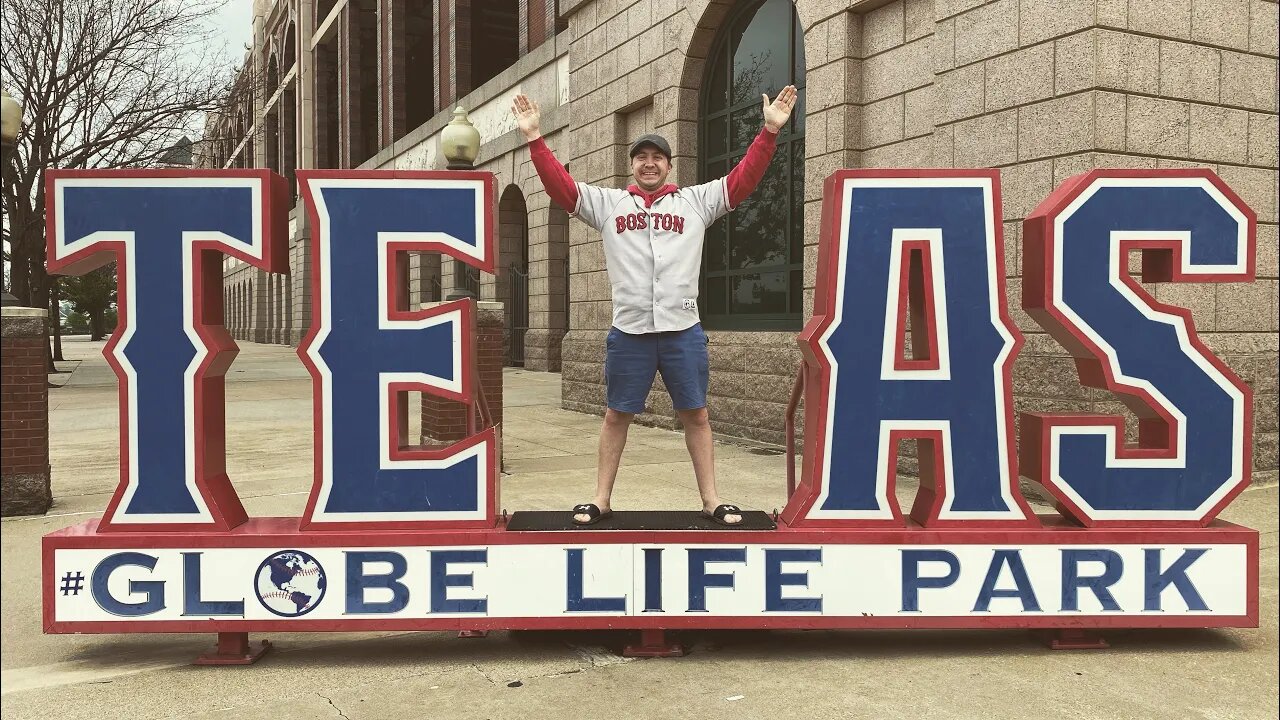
[498,185,529,366]
[699,0,806,331]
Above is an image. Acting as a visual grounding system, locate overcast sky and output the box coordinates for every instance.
[211,0,255,55]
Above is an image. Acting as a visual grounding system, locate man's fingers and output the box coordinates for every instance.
[512,94,540,117]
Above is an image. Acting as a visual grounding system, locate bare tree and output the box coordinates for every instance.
[1,0,247,368]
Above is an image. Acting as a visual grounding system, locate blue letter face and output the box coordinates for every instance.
[764,549,823,612]
[430,549,488,614]
[565,549,627,613]
[297,172,497,528]
[346,551,411,614]
[1144,548,1209,612]
[91,552,165,617]
[1061,549,1123,612]
[785,172,1031,527]
[973,550,1040,612]
[182,553,245,616]
[47,171,289,531]
[901,549,960,612]
[687,548,747,612]
[1022,171,1255,526]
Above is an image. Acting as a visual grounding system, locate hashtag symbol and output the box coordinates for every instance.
[60,571,85,596]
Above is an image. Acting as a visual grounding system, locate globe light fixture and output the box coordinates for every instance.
[2,88,24,307]
[0,88,21,148]
[441,106,480,170]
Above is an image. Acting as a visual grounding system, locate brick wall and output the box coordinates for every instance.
[557,0,1278,468]
[1,308,51,516]
[917,0,1278,484]
[523,202,570,371]
[421,301,506,448]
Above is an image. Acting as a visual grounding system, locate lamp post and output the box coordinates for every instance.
[441,106,481,299]
[441,106,480,171]
[1,88,24,307]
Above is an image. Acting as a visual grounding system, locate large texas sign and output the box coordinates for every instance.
[42,167,1258,660]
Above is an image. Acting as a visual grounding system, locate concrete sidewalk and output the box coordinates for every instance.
[2,337,1276,720]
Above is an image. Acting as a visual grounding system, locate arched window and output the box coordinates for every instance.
[285,21,297,72]
[264,54,280,174]
[266,52,280,93]
[235,111,246,168]
[700,0,805,330]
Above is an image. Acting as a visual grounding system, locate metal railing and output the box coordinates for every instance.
[462,266,480,298]
[509,262,528,366]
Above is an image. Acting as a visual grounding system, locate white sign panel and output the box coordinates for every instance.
[52,542,1249,624]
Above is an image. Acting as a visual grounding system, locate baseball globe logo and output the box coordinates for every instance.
[255,550,327,617]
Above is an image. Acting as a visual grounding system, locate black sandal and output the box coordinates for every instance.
[572,503,612,526]
[702,504,743,526]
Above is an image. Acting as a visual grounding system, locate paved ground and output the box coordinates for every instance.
[2,336,1276,719]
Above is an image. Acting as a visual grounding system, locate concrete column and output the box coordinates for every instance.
[252,0,267,168]
[1,307,51,516]
[337,5,353,168]
[524,202,568,371]
[297,0,318,172]
[290,210,312,346]
[379,0,406,146]
[252,269,271,343]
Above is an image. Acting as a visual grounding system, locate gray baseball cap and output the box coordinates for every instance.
[628,133,672,159]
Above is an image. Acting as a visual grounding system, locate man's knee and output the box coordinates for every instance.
[604,408,635,428]
[678,407,710,430]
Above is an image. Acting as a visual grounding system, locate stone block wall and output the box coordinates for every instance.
[523,203,572,371]
[558,0,1278,479]
[920,0,1278,483]
[1,307,52,516]
[206,0,1276,482]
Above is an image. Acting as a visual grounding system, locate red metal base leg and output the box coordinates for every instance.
[1037,628,1110,650]
[623,629,687,658]
[458,630,489,638]
[194,632,272,665]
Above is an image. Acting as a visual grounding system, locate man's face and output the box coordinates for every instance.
[631,147,671,191]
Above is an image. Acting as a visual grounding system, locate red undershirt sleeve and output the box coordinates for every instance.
[725,128,779,208]
[528,137,579,213]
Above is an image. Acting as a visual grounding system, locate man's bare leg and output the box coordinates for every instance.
[678,407,741,524]
[576,408,633,523]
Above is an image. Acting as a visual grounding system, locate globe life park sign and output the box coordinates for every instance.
[41,165,1260,663]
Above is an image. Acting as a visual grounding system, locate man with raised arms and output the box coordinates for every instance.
[511,86,798,526]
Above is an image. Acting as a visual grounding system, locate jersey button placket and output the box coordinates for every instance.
[650,205,661,322]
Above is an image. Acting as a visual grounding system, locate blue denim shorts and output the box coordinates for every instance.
[605,324,709,413]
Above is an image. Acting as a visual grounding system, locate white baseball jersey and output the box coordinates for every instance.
[573,178,732,334]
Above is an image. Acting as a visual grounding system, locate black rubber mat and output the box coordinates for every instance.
[506,510,777,531]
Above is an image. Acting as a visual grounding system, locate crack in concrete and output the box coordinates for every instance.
[317,692,350,720]
[471,663,497,685]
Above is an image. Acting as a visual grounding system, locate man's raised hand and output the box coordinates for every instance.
[763,85,799,133]
[511,94,541,141]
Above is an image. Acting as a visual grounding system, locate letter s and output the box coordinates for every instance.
[1021,170,1255,526]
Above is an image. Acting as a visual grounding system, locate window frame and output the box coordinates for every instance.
[698,0,806,332]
